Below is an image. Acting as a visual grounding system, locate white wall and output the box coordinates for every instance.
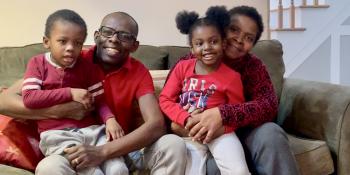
[0,0,268,47]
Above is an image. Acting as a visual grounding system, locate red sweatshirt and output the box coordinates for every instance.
[160,59,244,132]
[167,53,278,130]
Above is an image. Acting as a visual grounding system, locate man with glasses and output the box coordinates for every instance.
[0,12,186,175]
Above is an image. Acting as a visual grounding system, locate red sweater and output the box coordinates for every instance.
[160,59,244,133]
[22,53,113,133]
[167,53,278,130]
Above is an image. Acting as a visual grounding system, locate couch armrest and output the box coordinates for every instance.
[277,78,350,174]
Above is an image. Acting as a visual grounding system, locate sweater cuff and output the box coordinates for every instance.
[64,87,73,101]
[178,113,190,127]
[219,104,230,125]
[99,104,115,123]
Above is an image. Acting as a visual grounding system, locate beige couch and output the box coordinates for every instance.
[0,40,349,175]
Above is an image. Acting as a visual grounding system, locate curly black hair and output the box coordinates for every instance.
[229,6,264,44]
[45,9,87,39]
[175,6,230,45]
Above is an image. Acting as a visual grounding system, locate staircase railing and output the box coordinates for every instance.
[275,0,324,30]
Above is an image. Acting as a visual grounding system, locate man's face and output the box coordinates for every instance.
[225,15,258,60]
[94,14,138,67]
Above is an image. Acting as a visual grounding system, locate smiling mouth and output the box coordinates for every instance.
[202,53,217,60]
[105,47,120,55]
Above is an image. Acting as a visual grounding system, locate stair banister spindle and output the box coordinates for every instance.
[302,0,307,6]
[290,0,295,29]
[278,0,283,29]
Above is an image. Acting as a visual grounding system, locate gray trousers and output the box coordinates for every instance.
[207,122,300,175]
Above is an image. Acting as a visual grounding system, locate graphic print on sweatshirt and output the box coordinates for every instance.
[179,77,217,111]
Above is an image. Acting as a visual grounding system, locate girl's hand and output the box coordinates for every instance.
[106,117,124,141]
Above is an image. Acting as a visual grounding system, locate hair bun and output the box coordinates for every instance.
[175,10,199,34]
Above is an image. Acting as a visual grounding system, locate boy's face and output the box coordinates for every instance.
[43,20,85,68]
[191,25,225,70]
[94,13,139,68]
[225,15,258,60]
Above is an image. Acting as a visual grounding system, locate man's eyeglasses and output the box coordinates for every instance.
[98,26,136,42]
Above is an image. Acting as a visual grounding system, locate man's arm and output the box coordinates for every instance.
[0,79,88,120]
[64,93,166,169]
[102,93,166,158]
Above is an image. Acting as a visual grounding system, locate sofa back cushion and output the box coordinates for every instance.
[130,45,168,70]
[160,46,190,69]
[251,40,285,100]
[0,40,285,100]
[0,43,47,87]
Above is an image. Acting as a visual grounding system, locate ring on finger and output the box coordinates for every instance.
[74,158,79,164]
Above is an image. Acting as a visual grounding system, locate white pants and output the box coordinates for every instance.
[36,125,128,175]
[36,127,186,175]
[185,132,251,175]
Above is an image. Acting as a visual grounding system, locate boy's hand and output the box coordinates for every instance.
[106,117,124,141]
[71,88,92,109]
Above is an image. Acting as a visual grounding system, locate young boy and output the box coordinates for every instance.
[22,9,127,174]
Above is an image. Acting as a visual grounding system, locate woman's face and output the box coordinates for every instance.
[224,15,258,60]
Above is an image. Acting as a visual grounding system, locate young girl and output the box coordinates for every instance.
[159,6,250,175]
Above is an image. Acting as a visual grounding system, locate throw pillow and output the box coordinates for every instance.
[0,115,43,171]
[149,70,169,97]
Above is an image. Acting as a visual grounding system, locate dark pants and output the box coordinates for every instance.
[206,122,300,175]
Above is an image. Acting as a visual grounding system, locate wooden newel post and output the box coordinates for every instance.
[302,0,307,6]
[278,0,283,29]
[290,0,295,29]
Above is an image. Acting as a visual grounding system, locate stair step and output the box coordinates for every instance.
[270,4,329,12]
[270,28,306,32]
[299,4,330,8]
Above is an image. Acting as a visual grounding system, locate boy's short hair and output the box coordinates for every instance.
[45,9,87,39]
[229,6,264,44]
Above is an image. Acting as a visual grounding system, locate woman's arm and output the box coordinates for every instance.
[189,55,278,143]
[220,55,278,129]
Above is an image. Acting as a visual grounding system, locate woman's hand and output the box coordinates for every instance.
[188,107,224,144]
[64,144,107,170]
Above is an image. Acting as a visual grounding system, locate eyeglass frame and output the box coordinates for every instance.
[98,26,136,43]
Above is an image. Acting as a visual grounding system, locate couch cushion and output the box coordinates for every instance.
[160,46,190,69]
[0,164,34,175]
[0,115,43,171]
[288,134,334,175]
[251,40,285,100]
[0,43,47,87]
[150,70,169,97]
[130,45,168,70]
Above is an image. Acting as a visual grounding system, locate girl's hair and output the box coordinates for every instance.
[175,6,230,45]
[229,6,264,44]
[45,9,87,40]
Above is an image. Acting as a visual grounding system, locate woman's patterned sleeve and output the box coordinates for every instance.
[219,56,278,129]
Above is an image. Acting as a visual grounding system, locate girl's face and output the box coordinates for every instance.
[43,20,85,68]
[191,25,225,69]
[225,15,258,60]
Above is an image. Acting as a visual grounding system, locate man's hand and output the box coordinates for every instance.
[106,117,124,141]
[171,122,189,137]
[71,88,92,109]
[64,144,107,170]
